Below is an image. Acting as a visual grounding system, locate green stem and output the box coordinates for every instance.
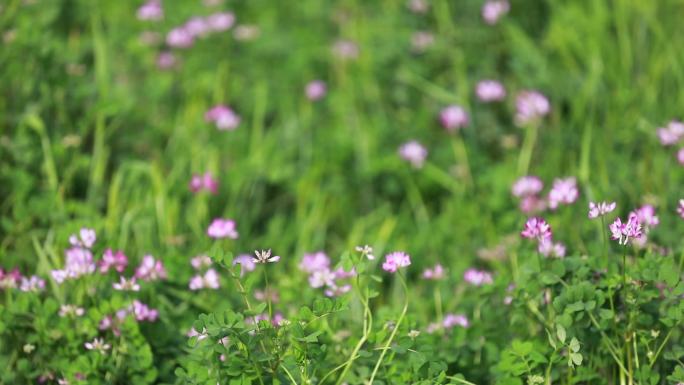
[263,268,272,319]
[333,276,372,385]
[518,123,539,175]
[368,272,409,384]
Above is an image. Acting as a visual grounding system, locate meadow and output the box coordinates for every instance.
[1,0,684,384]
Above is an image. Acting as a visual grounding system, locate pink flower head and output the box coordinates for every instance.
[411,31,434,52]
[191,255,212,270]
[439,105,469,132]
[407,0,429,13]
[52,247,96,283]
[476,80,506,102]
[677,148,684,165]
[515,90,550,126]
[233,254,256,275]
[463,268,493,286]
[548,177,578,209]
[609,213,643,245]
[678,199,684,219]
[130,300,159,322]
[134,255,167,281]
[305,80,327,101]
[184,17,210,38]
[189,268,220,290]
[588,201,617,219]
[137,0,163,21]
[84,338,110,354]
[0,268,22,289]
[69,228,96,249]
[631,205,659,229]
[99,249,128,273]
[206,12,235,32]
[519,195,547,214]
[482,0,510,25]
[156,51,177,70]
[299,251,330,273]
[20,275,45,292]
[308,268,337,288]
[166,27,194,48]
[657,121,684,146]
[422,264,445,280]
[538,238,566,258]
[207,218,238,239]
[521,217,552,241]
[204,105,240,131]
[511,176,543,198]
[332,39,359,60]
[382,251,411,273]
[189,172,218,194]
[442,313,469,329]
[59,304,85,318]
[399,140,428,168]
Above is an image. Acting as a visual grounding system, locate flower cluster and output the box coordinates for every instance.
[515,90,550,126]
[399,140,428,168]
[511,176,546,213]
[482,0,510,25]
[426,313,469,334]
[439,105,469,132]
[476,80,506,102]
[422,264,445,280]
[52,228,98,283]
[99,249,128,273]
[166,12,236,48]
[207,218,239,239]
[137,0,163,21]
[99,300,158,336]
[300,252,355,297]
[205,105,241,131]
[134,255,167,281]
[305,80,327,101]
[189,256,220,290]
[332,39,359,60]
[382,251,412,273]
[253,249,280,264]
[548,177,579,209]
[463,268,493,286]
[233,254,256,276]
[609,213,643,246]
[189,172,219,194]
[588,201,616,219]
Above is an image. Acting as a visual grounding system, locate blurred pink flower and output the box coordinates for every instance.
[538,239,566,258]
[84,338,110,354]
[463,268,493,286]
[205,105,240,130]
[189,268,220,290]
[191,255,212,270]
[206,12,235,32]
[207,218,239,239]
[511,176,543,198]
[99,249,128,273]
[166,27,194,48]
[382,251,411,273]
[521,217,552,241]
[134,255,167,281]
[407,0,429,14]
[137,0,163,21]
[130,300,158,322]
[184,17,210,38]
[411,31,434,52]
[439,105,469,132]
[112,276,140,292]
[515,90,550,126]
[678,199,684,219]
[189,172,218,193]
[610,213,642,245]
[476,80,506,102]
[422,264,445,280]
[299,251,330,273]
[20,275,45,292]
[482,0,510,25]
[69,228,96,249]
[631,205,659,229]
[399,140,428,168]
[519,195,547,214]
[588,201,616,219]
[305,80,327,101]
[548,177,578,209]
[233,254,256,275]
[156,51,177,69]
[657,120,684,146]
[332,39,359,59]
[443,313,469,329]
[677,148,684,165]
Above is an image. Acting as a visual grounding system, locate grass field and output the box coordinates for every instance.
[2,0,684,384]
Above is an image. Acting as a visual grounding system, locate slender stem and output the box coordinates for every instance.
[601,216,609,270]
[649,325,677,367]
[587,312,629,376]
[263,268,272,319]
[433,286,443,321]
[368,272,409,384]
[334,276,372,385]
[280,364,298,385]
[518,123,539,175]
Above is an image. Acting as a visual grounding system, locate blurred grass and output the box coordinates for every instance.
[1,0,684,347]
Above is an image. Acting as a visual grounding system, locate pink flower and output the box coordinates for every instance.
[308,268,336,288]
[519,195,547,214]
[511,176,543,198]
[130,300,158,322]
[59,304,85,318]
[207,218,238,239]
[205,105,240,131]
[588,201,616,219]
[609,213,643,245]
[84,338,110,354]
[332,39,359,59]
[382,251,411,273]
[184,17,210,38]
[69,228,96,249]
[631,205,659,229]
[521,217,552,241]
[51,247,96,283]
[399,140,428,168]
[20,275,45,292]
[189,268,220,290]
[442,313,469,329]
[422,264,445,280]
[439,105,469,132]
[657,120,684,146]
[538,239,566,258]
[190,255,212,270]
[137,0,163,21]
[299,251,330,273]
[166,27,194,48]
[206,12,235,32]
[134,255,167,281]
[156,51,177,70]
[678,199,684,219]
[407,0,429,14]
[463,268,493,286]
[515,90,550,126]
[482,0,510,25]
[233,254,256,275]
[253,249,280,264]
[112,276,140,292]
[99,249,128,273]
[548,177,578,209]
[189,172,218,194]
[476,80,506,102]
[305,80,327,101]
